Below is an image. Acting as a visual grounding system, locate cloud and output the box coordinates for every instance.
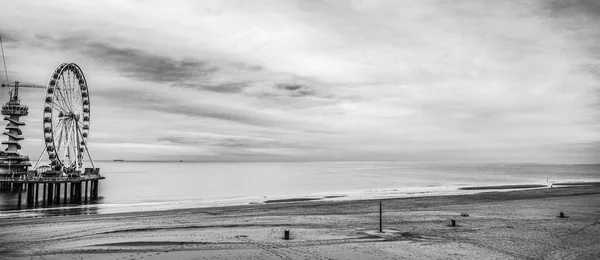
[546,0,600,17]
[157,134,316,150]
[94,88,276,127]
[275,83,316,97]
[49,37,336,101]
[176,82,250,93]
[79,41,218,83]
[54,38,224,85]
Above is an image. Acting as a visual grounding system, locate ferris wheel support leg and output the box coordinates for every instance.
[33,146,47,170]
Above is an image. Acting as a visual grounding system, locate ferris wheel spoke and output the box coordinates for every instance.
[63,73,75,112]
[58,77,73,112]
[60,120,71,157]
[54,125,65,158]
[66,70,74,109]
[62,120,73,164]
[59,75,69,105]
[52,100,69,114]
[77,120,85,132]
[54,81,69,110]
[69,122,80,166]
[75,125,86,161]
[70,71,79,110]
[72,85,82,114]
[76,89,84,113]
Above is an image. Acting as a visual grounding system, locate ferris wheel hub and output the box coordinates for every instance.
[58,111,80,121]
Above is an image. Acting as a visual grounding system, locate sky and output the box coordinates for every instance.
[1,0,599,163]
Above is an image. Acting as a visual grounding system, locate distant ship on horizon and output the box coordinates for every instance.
[113,159,125,162]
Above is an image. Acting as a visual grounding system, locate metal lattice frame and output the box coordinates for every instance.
[43,63,91,172]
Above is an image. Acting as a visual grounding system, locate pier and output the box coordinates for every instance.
[0,61,104,209]
[0,172,104,208]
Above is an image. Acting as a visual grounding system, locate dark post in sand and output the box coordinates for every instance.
[379,201,383,232]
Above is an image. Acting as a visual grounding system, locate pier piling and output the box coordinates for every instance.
[94,180,99,199]
[35,183,39,206]
[63,183,67,204]
[55,183,61,204]
[48,184,54,205]
[26,183,33,205]
[42,184,46,205]
[70,183,74,202]
[17,184,22,208]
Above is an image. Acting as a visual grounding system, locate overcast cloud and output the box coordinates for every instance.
[1,0,599,163]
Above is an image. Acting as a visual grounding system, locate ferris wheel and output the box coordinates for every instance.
[42,63,92,173]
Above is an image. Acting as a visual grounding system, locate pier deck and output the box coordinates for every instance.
[0,175,104,183]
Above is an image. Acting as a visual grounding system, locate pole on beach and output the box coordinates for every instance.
[379,201,383,232]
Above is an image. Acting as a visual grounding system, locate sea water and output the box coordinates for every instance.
[0,162,599,218]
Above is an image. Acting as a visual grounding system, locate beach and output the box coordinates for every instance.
[1,185,599,259]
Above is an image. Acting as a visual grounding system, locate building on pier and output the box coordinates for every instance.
[0,88,31,176]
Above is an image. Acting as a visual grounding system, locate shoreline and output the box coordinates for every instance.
[1,184,597,223]
[1,185,599,259]
[0,182,560,220]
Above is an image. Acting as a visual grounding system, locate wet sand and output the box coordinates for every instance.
[459,184,547,190]
[1,185,599,259]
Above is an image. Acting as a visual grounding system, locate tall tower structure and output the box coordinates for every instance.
[0,85,31,175]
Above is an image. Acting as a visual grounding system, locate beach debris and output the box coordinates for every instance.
[284,230,290,240]
[460,213,469,217]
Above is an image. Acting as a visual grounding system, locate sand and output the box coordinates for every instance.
[1,185,599,260]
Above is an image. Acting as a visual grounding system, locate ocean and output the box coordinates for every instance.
[1,162,599,219]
